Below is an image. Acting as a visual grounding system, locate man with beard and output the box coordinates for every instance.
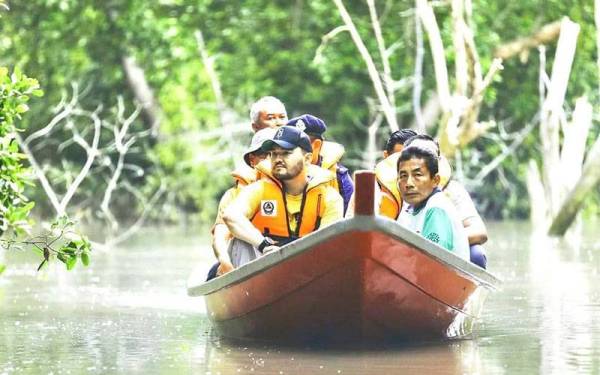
[223,126,343,254]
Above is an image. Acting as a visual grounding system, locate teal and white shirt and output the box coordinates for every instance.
[398,189,470,260]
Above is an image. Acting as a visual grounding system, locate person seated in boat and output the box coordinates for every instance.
[382,129,418,159]
[397,146,470,260]
[403,134,488,268]
[373,129,418,220]
[250,96,288,132]
[223,126,343,254]
[287,114,354,214]
[208,128,277,279]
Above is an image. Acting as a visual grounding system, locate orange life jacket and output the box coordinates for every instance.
[230,164,259,187]
[374,152,403,220]
[251,163,334,243]
[317,141,345,192]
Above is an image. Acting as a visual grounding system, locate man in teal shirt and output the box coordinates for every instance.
[396,146,470,260]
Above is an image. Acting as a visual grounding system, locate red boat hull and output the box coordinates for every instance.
[190,172,499,342]
[195,222,495,342]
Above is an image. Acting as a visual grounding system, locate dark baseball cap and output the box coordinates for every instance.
[261,125,313,153]
[287,114,327,139]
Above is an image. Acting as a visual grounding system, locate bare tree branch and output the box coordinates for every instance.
[106,181,167,246]
[494,20,562,60]
[451,0,468,96]
[367,0,395,107]
[470,114,538,184]
[195,29,241,167]
[314,25,350,65]
[100,99,142,232]
[416,0,451,110]
[413,4,425,132]
[332,0,399,131]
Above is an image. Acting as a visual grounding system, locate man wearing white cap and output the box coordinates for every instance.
[208,128,276,279]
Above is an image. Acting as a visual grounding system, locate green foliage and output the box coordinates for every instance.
[0,67,41,236]
[0,67,92,271]
[0,0,598,222]
[2,216,92,272]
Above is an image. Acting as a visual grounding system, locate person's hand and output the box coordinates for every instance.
[216,260,234,276]
[262,245,280,254]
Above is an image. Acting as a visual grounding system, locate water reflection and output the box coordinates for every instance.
[196,335,488,375]
[1,223,600,373]
[529,231,599,374]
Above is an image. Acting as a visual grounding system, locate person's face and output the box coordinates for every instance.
[248,151,268,168]
[397,158,440,206]
[252,103,288,132]
[383,143,404,158]
[269,146,310,180]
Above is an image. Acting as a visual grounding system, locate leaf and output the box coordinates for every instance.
[62,246,76,255]
[81,252,90,267]
[15,104,29,113]
[0,264,6,275]
[66,256,77,270]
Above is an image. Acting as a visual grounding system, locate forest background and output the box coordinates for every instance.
[1,0,599,249]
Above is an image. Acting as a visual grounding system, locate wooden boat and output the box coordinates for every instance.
[187,171,501,342]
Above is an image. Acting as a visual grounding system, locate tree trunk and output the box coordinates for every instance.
[121,56,162,138]
[548,134,600,235]
[539,18,580,218]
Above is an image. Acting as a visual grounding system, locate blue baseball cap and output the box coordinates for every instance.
[261,126,313,153]
[287,114,327,139]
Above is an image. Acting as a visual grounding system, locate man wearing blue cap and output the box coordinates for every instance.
[287,114,354,214]
[223,126,343,254]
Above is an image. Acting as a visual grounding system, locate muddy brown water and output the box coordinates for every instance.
[1,221,599,374]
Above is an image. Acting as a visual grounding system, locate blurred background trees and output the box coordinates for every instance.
[1,0,598,241]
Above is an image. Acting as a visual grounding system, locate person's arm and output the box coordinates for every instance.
[223,183,280,253]
[320,187,344,227]
[211,189,236,274]
[463,216,488,245]
[211,224,234,275]
[421,207,455,252]
[445,182,488,245]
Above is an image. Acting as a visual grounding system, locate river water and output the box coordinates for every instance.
[1,221,600,374]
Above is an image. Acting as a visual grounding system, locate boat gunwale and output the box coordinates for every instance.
[187,215,502,297]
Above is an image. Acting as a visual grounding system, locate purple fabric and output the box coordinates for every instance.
[336,163,354,215]
[206,262,219,281]
[470,244,487,269]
